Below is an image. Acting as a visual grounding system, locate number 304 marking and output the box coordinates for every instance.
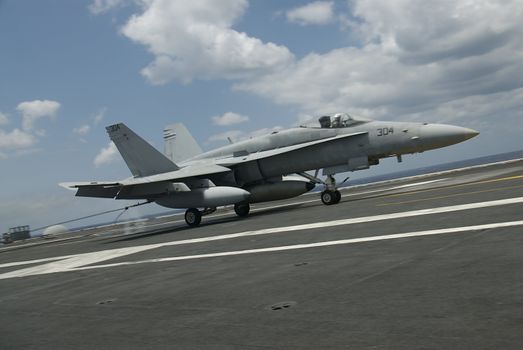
[377,127,394,136]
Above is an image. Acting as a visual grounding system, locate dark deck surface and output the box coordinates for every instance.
[2,160,523,349]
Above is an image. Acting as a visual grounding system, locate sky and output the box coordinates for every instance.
[1,0,523,232]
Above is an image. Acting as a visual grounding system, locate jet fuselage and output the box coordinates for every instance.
[63,115,479,226]
[183,119,478,186]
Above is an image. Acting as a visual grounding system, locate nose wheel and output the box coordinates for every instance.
[296,172,346,206]
[321,190,341,205]
[320,174,343,205]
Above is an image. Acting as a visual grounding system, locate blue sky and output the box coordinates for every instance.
[1,0,523,232]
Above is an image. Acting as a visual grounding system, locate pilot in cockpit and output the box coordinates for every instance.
[319,113,348,128]
[331,114,342,128]
[319,116,331,128]
[318,113,367,128]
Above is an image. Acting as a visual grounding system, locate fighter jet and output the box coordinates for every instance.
[61,113,478,226]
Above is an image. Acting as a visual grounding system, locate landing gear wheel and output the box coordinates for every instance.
[333,190,341,204]
[185,208,202,227]
[321,190,335,205]
[321,190,341,205]
[234,203,250,217]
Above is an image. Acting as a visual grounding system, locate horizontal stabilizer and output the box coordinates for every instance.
[59,163,232,199]
[59,181,122,198]
[60,181,121,189]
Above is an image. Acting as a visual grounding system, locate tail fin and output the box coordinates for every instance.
[106,123,179,177]
[163,123,203,163]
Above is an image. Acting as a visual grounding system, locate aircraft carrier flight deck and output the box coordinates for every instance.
[1,159,523,349]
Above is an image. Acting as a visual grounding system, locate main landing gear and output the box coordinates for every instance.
[184,208,201,227]
[234,202,250,217]
[184,204,250,227]
[184,207,217,227]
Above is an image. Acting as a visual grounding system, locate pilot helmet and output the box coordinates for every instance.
[319,116,331,128]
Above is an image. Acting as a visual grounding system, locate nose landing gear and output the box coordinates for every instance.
[321,189,341,205]
[297,172,345,206]
[321,174,341,205]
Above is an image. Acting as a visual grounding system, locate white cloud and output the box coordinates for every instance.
[94,141,119,167]
[70,107,108,142]
[93,107,107,126]
[88,0,126,14]
[238,0,523,125]
[73,125,91,135]
[71,107,107,141]
[350,0,523,64]
[16,99,60,131]
[0,112,8,125]
[0,128,37,150]
[103,0,523,137]
[286,1,334,26]
[120,0,294,84]
[212,112,249,126]
[0,100,61,158]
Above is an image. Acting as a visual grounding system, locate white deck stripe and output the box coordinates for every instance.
[75,220,523,270]
[1,196,523,279]
[160,196,523,244]
[0,256,75,268]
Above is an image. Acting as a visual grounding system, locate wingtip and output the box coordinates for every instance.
[59,182,78,190]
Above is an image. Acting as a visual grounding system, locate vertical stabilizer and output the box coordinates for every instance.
[164,123,203,163]
[106,123,179,177]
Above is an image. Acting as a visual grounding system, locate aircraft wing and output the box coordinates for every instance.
[119,163,231,186]
[216,131,368,166]
[61,132,367,199]
[59,164,232,199]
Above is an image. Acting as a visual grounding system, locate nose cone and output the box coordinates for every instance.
[462,127,480,141]
[418,124,479,150]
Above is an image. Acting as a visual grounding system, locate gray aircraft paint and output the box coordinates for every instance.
[62,113,478,226]
[163,123,203,164]
[179,117,477,185]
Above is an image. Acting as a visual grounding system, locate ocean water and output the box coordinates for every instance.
[348,150,523,186]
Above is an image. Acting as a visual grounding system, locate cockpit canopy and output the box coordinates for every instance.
[318,113,371,128]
